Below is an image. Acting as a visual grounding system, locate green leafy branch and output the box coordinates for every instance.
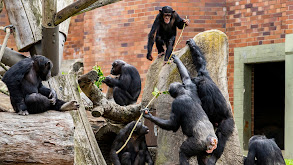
[92,65,105,89]
[151,87,169,98]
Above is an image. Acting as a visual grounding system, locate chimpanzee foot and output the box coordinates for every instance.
[60,101,80,111]
[158,52,165,58]
[18,110,29,116]
[206,137,218,154]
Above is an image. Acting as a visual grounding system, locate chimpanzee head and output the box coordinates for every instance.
[32,55,53,81]
[249,135,267,146]
[169,82,185,98]
[160,6,175,24]
[111,60,126,75]
[134,122,149,136]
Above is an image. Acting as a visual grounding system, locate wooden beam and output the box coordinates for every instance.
[54,0,120,26]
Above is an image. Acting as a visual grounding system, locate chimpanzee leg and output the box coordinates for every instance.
[207,118,234,164]
[113,87,133,106]
[164,36,176,61]
[155,36,165,55]
[179,137,205,165]
[120,152,132,165]
[133,150,146,165]
[49,99,66,111]
[25,93,51,114]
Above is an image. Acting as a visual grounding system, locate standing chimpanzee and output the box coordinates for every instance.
[110,121,153,165]
[245,135,285,165]
[103,60,141,106]
[186,39,235,164]
[146,6,189,64]
[2,55,79,115]
[143,55,218,165]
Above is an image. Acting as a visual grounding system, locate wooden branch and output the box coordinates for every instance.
[92,99,141,124]
[54,0,121,25]
[54,0,97,26]
[78,70,104,105]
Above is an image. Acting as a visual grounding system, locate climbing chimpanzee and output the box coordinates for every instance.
[143,55,218,165]
[186,39,235,164]
[110,121,153,165]
[146,6,189,63]
[103,60,141,106]
[245,135,285,165]
[2,55,79,115]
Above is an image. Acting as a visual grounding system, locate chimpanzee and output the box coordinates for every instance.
[143,55,218,165]
[102,60,141,106]
[244,135,285,165]
[110,121,153,165]
[186,39,235,164]
[146,6,189,64]
[2,55,79,115]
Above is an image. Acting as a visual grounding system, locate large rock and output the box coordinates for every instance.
[141,30,243,164]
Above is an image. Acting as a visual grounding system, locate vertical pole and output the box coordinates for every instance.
[42,0,59,76]
[285,34,293,159]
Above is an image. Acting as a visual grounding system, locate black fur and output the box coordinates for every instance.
[143,55,218,165]
[110,121,153,165]
[103,60,141,106]
[186,39,235,164]
[244,135,285,165]
[147,6,186,62]
[2,55,65,115]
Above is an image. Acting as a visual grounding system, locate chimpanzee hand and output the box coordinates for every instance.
[141,108,153,119]
[147,53,153,61]
[171,54,179,64]
[102,76,114,87]
[183,19,190,26]
[49,89,57,105]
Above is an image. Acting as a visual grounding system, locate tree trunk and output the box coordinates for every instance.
[0,111,75,165]
[141,30,243,165]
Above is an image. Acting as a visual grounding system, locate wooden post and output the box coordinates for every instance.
[42,0,60,76]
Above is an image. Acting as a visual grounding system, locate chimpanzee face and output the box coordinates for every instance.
[111,60,125,75]
[135,122,149,135]
[40,61,52,81]
[160,6,175,24]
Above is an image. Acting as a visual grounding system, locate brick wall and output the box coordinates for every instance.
[1,0,293,109]
[66,0,226,97]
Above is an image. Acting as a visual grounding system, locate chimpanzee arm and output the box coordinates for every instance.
[172,55,192,84]
[110,141,122,165]
[143,105,180,132]
[38,83,51,97]
[147,14,160,60]
[245,144,256,165]
[174,12,185,29]
[141,139,154,165]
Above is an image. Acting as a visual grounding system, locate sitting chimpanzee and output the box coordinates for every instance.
[110,121,153,165]
[186,39,235,164]
[245,135,285,165]
[147,6,189,64]
[143,55,218,165]
[2,55,79,115]
[103,60,141,106]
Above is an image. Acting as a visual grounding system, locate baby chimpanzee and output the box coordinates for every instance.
[2,55,79,115]
[110,121,153,165]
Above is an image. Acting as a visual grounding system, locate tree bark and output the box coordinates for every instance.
[142,30,243,165]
